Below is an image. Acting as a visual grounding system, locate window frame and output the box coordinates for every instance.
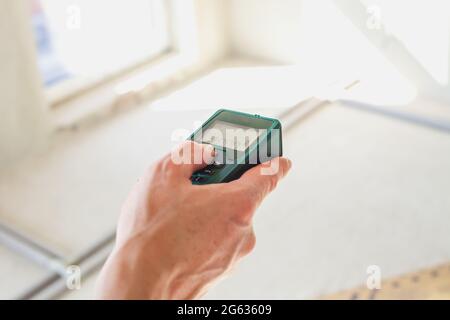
[33,0,176,108]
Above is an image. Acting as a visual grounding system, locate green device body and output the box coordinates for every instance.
[189,109,283,185]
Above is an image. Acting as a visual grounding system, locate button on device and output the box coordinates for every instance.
[192,166,216,179]
[203,168,214,175]
[212,149,225,167]
[212,161,225,169]
[193,176,205,183]
[211,149,227,169]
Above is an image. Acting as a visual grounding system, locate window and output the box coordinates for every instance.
[335,0,450,92]
[361,0,450,86]
[30,0,171,89]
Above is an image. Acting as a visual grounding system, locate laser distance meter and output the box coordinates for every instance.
[189,109,283,185]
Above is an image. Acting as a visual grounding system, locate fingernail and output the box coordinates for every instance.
[204,144,216,155]
[203,144,216,164]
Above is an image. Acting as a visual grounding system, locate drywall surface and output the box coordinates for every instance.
[227,0,304,62]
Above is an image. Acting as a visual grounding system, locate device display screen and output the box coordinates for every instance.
[189,109,282,185]
[201,120,263,151]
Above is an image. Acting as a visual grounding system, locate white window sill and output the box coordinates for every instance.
[50,52,218,131]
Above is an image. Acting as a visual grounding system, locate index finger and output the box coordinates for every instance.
[230,157,292,204]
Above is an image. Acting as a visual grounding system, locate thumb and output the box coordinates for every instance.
[170,141,216,179]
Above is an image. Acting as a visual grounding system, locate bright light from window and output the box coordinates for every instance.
[31,0,170,87]
[296,0,417,106]
[361,0,450,86]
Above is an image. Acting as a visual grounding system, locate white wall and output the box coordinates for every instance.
[227,0,450,102]
[227,0,303,63]
[0,1,49,169]
[225,0,376,88]
[226,0,378,67]
[170,0,229,66]
[194,0,230,62]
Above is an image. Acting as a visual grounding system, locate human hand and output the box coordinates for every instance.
[96,141,292,299]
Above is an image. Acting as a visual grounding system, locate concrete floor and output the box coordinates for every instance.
[0,245,50,299]
[1,66,450,299]
[205,103,450,299]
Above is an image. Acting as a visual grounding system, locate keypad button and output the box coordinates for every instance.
[193,176,204,183]
[213,162,225,169]
[203,168,214,175]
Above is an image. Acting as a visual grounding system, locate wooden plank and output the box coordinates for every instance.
[322,263,450,300]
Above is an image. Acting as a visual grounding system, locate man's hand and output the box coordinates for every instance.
[96,141,292,299]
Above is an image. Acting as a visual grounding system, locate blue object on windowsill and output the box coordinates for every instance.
[32,7,71,87]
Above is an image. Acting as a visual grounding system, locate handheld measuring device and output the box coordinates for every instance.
[189,109,283,185]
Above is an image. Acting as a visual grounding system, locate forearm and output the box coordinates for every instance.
[96,239,172,299]
[96,237,210,300]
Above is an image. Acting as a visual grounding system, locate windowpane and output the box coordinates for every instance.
[31,0,170,87]
[361,0,450,85]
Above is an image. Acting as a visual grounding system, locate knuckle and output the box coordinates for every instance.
[231,197,256,227]
[241,231,256,256]
[158,157,179,180]
[223,220,238,238]
[165,157,178,171]
[171,141,193,164]
[247,232,256,252]
[240,194,257,215]
[160,157,173,171]
[268,175,279,192]
[152,158,166,174]
[181,140,194,150]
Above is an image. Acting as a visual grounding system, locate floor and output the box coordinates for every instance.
[203,102,450,299]
[1,64,450,299]
[324,262,450,300]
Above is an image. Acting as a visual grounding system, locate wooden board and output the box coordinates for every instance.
[322,263,450,300]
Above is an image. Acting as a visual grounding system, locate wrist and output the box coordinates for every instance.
[101,232,211,300]
[98,235,173,299]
